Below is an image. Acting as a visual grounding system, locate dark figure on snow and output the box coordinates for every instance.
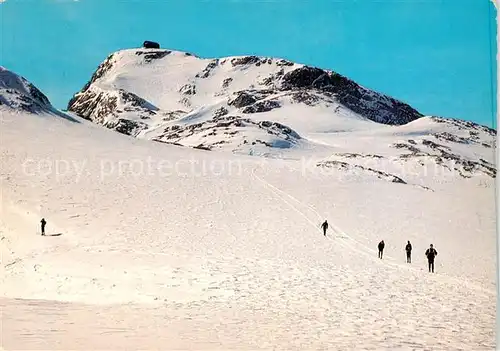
[405,240,412,263]
[378,240,385,259]
[321,220,328,236]
[40,218,46,236]
[425,244,438,272]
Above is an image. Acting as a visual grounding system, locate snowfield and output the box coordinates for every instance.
[0,62,497,350]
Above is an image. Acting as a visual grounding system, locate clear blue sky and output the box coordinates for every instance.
[0,0,497,128]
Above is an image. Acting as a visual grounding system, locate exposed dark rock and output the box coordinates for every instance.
[281,66,328,90]
[104,118,147,137]
[422,139,451,151]
[396,143,496,178]
[194,144,212,151]
[259,69,285,86]
[392,143,421,153]
[433,132,472,144]
[161,110,186,121]
[222,78,233,89]
[0,89,51,114]
[118,89,156,109]
[317,160,407,184]
[231,56,262,66]
[242,100,281,114]
[228,89,276,108]
[228,91,258,108]
[151,139,184,147]
[254,139,273,147]
[258,121,299,138]
[333,153,384,159]
[27,83,51,107]
[135,50,170,63]
[179,97,191,107]
[279,66,422,125]
[179,84,196,95]
[153,115,300,150]
[196,60,219,78]
[291,91,320,106]
[68,87,159,124]
[213,106,228,118]
[430,117,496,136]
[276,59,294,67]
[68,90,117,122]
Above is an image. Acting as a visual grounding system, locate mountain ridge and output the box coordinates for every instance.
[0,52,495,182]
[65,48,425,138]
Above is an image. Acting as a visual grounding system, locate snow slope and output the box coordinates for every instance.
[0,68,497,350]
[0,114,496,349]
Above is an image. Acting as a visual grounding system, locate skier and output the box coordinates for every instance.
[40,218,46,236]
[405,240,412,263]
[378,240,385,259]
[425,244,438,273]
[321,220,328,236]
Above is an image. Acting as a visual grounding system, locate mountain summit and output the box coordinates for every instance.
[62,48,496,181]
[0,66,52,113]
[66,48,424,145]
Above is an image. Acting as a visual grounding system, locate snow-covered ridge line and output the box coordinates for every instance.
[65,47,424,150]
[0,67,80,122]
[0,55,495,182]
[0,66,52,112]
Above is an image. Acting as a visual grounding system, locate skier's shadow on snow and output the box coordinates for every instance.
[45,233,63,237]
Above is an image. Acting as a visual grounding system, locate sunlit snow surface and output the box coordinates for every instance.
[0,64,496,350]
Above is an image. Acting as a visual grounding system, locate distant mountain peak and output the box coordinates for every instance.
[0,67,52,113]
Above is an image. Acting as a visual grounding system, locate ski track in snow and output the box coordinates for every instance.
[251,167,495,299]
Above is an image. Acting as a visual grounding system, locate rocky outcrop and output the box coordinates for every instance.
[392,139,496,178]
[278,66,423,125]
[230,56,273,67]
[104,118,148,137]
[152,115,301,151]
[196,60,219,79]
[179,84,196,96]
[317,160,407,184]
[68,87,158,125]
[228,91,258,108]
[227,90,274,108]
[135,50,171,63]
[290,91,321,106]
[430,116,496,136]
[242,99,281,114]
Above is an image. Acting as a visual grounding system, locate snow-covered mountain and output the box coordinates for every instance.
[66,49,423,150]
[0,63,496,349]
[65,47,496,183]
[0,66,53,113]
[0,66,80,124]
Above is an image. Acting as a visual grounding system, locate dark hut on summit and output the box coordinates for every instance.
[143,41,160,49]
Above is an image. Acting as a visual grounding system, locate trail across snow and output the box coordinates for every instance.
[251,167,495,299]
